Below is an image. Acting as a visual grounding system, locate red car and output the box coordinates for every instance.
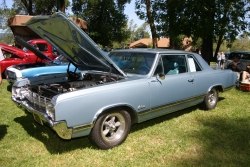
[0,39,59,76]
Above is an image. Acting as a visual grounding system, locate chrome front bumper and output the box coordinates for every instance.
[12,95,73,140]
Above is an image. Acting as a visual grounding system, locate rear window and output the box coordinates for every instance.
[241,54,250,60]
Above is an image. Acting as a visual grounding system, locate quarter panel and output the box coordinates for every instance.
[192,69,237,94]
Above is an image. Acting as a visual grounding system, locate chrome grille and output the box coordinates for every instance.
[24,90,51,113]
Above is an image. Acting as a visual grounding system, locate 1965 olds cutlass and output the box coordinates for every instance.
[12,12,237,149]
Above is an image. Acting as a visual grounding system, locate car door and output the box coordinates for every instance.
[187,54,215,96]
[147,54,196,118]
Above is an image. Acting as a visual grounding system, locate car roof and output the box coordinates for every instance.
[230,50,250,54]
[110,48,195,54]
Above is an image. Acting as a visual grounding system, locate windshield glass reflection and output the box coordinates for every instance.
[109,52,155,75]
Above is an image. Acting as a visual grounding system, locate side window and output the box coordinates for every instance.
[187,55,202,72]
[176,55,187,73]
[154,54,187,75]
[34,44,48,51]
[242,53,250,60]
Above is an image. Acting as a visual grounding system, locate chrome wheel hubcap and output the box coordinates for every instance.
[208,91,216,105]
[101,113,125,142]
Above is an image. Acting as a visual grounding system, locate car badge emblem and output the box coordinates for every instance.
[138,105,146,110]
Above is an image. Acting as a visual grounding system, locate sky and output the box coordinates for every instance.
[5,0,145,27]
[124,0,145,27]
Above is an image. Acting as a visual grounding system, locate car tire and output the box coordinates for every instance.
[202,88,218,110]
[88,110,131,149]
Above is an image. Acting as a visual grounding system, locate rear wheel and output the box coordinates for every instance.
[202,88,218,110]
[88,110,131,149]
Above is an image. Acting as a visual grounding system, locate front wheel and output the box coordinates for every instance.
[201,88,218,110]
[88,110,131,149]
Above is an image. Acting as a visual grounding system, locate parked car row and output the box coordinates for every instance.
[5,37,79,83]
[0,38,60,76]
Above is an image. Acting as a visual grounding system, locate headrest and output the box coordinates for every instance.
[174,62,178,68]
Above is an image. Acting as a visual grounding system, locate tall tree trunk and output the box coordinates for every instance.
[169,37,177,49]
[213,34,224,62]
[59,0,66,13]
[200,1,216,65]
[145,0,158,48]
[21,0,33,15]
[201,35,213,65]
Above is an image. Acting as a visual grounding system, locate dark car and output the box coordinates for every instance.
[224,52,230,61]
[225,50,250,69]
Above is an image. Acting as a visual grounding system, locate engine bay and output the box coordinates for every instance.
[28,72,122,98]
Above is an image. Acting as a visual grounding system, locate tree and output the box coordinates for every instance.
[0,5,16,44]
[128,20,150,42]
[11,0,70,15]
[134,0,249,64]
[35,0,70,14]
[135,0,158,48]
[71,0,130,47]
[111,20,150,49]
[128,19,138,43]
[133,22,150,41]
[157,0,249,64]
[230,31,250,51]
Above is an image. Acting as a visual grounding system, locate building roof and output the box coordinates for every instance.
[129,37,194,51]
[129,38,169,48]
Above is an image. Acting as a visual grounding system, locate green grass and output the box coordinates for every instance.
[0,79,250,167]
[210,62,216,65]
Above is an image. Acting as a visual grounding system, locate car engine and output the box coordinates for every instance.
[28,72,121,98]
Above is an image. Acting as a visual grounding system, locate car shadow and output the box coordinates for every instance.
[14,110,94,153]
[218,96,225,101]
[14,98,226,152]
[0,125,9,141]
[130,104,200,133]
[7,84,12,92]
[130,96,226,133]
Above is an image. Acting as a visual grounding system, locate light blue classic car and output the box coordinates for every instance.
[5,37,79,83]
[5,55,78,83]
[12,12,237,149]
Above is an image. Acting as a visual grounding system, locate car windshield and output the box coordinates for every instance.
[23,41,33,52]
[109,52,156,75]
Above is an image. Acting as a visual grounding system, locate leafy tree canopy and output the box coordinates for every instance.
[0,6,17,44]
[10,0,70,15]
[134,0,250,63]
[71,0,131,47]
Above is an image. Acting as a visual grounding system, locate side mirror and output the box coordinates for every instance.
[158,73,165,80]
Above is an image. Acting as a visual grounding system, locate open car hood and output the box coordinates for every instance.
[25,12,125,76]
[0,43,25,58]
[15,37,53,61]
